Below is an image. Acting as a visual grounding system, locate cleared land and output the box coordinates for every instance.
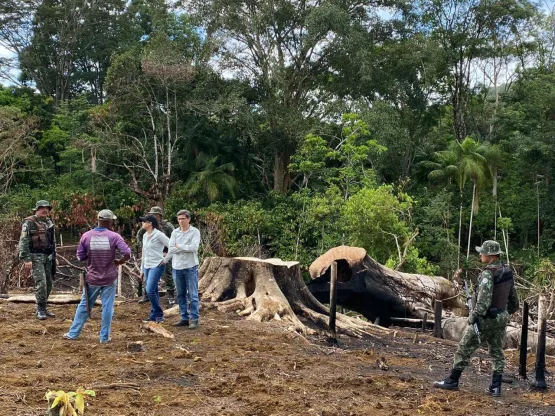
[1,297,554,416]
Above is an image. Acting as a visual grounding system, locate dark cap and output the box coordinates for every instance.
[139,214,159,229]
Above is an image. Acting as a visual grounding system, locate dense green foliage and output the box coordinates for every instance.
[1,0,554,279]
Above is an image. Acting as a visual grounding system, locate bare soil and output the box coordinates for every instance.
[1,295,554,416]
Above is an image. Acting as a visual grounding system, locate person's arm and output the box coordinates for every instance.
[50,221,56,254]
[18,220,31,263]
[115,235,132,265]
[141,233,146,270]
[158,232,170,262]
[507,282,519,315]
[173,229,200,253]
[165,232,176,262]
[76,234,88,261]
[474,270,494,317]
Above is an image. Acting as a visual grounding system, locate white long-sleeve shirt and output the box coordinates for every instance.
[165,226,201,270]
[141,229,170,269]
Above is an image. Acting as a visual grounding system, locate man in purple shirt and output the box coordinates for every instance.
[64,209,131,343]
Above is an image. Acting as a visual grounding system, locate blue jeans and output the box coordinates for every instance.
[145,265,166,321]
[67,280,117,342]
[173,265,199,321]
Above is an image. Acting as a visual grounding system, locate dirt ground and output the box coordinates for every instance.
[1,294,555,416]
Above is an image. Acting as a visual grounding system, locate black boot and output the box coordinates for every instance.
[485,372,503,397]
[433,368,462,390]
[45,304,56,318]
[36,302,47,320]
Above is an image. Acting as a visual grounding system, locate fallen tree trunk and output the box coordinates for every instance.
[2,294,88,304]
[442,317,555,355]
[198,256,389,337]
[308,246,465,326]
[0,294,118,306]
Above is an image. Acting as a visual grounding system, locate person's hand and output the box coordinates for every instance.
[140,272,144,281]
[467,311,479,325]
[162,252,167,258]
[24,261,32,271]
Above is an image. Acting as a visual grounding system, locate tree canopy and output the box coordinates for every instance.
[1,0,554,279]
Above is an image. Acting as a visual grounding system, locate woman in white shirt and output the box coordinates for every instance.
[140,214,170,322]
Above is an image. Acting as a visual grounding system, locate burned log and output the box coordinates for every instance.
[308,246,465,326]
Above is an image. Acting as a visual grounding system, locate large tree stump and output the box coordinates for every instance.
[308,246,465,325]
[199,256,389,337]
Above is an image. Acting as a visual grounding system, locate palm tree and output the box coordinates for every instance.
[480,144,506,240]
[185,155,237,202]
[426,137,491,267]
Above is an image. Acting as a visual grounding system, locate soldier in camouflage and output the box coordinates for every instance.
[18,200,57,320]
[434,240,519,397]
[136,207,176,305]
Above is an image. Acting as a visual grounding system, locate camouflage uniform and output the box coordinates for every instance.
[434,240,519,396]
[136,207,175,300]
[453,257,519,372]
[18,201,57,319]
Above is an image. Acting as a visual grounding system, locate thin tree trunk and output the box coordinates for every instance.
[273,152,291,193]
[498,207,510,265]
[457,191,463,269]
[466,183,476,259]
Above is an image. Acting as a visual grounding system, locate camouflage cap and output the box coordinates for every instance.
[148,206,164,216]
[476,240,503,256]
[34,200,52,211]
[98,209,117,220]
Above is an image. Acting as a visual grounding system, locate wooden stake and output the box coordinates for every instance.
[519,301,529,379]
[422,312,428,332]
[433,300,443,338]
[531,317,547,390]
[328,261,337,343]
[537,295,547,353]
[117,265,122,296]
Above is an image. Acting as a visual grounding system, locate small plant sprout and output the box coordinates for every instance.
[45,387,96,415]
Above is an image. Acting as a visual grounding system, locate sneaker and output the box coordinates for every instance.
[63,333,77,340]
[189,320,199,329]
[142,317,155,323]
[138,296,150,304]
[155,317,165,323]
[173,319,189,327]
[100,338,112,344]
[45,309,56,318]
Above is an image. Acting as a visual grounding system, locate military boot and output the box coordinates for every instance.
[433,368,462,390]
[485,372,503,397]
[36,303,47,320]
[45,303,56,318]
[166,289,176,306]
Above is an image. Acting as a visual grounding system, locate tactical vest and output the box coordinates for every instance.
[487,264,514,312]
[25,216,55,254]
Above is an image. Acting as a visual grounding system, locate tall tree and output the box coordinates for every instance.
[18,0,133,104]
[96,13,245,206]
[0,106,35,191]
[418,0,536,142]
[187,0,404,193]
